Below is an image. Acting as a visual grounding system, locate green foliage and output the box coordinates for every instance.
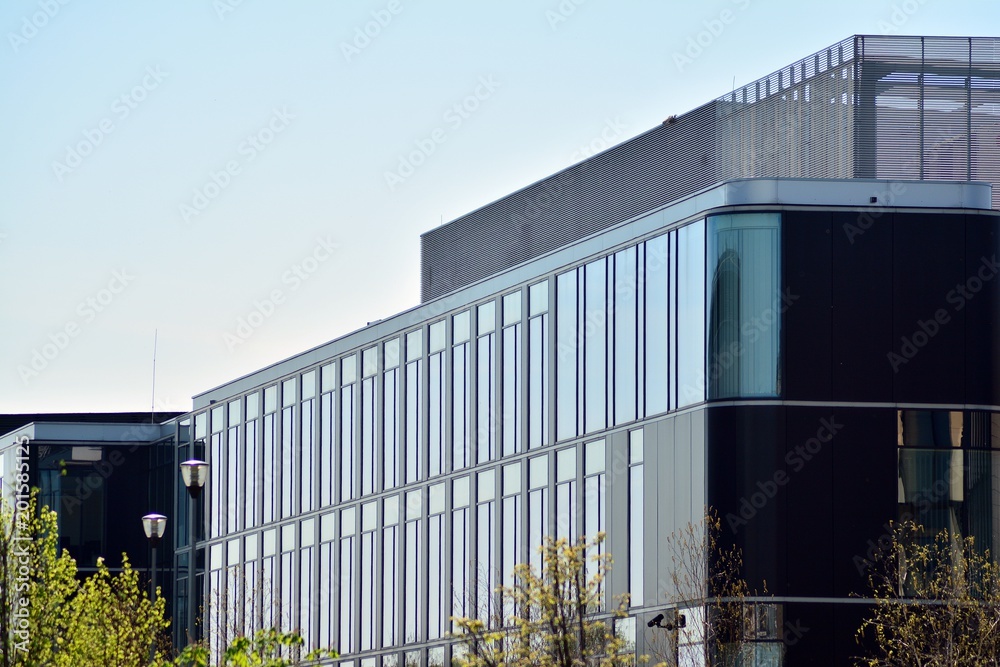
[0,490,79,667]
[856,521,1000,666]
[452,533,639,667]
[55,553,170,667]
[163,629,337,667]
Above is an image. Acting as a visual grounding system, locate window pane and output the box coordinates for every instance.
[614,247,638,425]
[556,270,578,442]
[528,314,549,449]
[707,212,781,398]
[677,220,706,407]
[503,291,522,327]
[584,258,607,433]
[529,280,549,316]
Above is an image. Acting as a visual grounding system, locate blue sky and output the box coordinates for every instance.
[2,0,997,413]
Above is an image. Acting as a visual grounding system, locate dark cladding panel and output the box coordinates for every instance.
[891,213,966,403]
[706,405,785,595]
[964,213,1000,405]
[783,408,835,598]
[830,408,898,599]
[831,212,894,401]
[782,211,833,400]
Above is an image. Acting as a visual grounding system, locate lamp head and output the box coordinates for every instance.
[142,513,167,545]
[180,459,209,498]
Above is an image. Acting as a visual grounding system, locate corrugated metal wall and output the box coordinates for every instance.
[421,35,1000,303]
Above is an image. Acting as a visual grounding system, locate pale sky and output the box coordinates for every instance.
[2,0,998,414]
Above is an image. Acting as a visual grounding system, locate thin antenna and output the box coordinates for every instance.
[150,330,158,424]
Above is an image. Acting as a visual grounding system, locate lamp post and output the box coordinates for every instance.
[142,512,167,662]
[180,458,208,645]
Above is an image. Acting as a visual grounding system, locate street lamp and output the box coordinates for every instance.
[180,458,208,645]
[141,513,167,601]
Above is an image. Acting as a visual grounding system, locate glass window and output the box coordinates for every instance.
[584,257,607,434]
[429,320,446,353]
[429,351,445,476]
[406,489,422,520]
[320,512,336,542]
[502,320,522,457]
[406,329,422,361]
[503,462,521,496]
[302,369,316,400]
[556,270,579,442]
[246,392,260,420]
[556,448,576,483]
[477,329,496,463]
[503,291,522,327]
[282,378,296,407]
[453,476,470,508]
[301,396,315,513]
[361,374,375,495]
[478,301,496,335]
[262,413,276,524]
[452,501,470,628]
[707,213,781,398]
[385,338,400,370]
[342,354,357,384]
[363,346,378,378]
[529,310,549,450]
[677,219,706,407]
[613,247,638,425]
[478,469,495,502]
[453,340,470,470]
[341,506,356,537]
[321,362,336,393]
[264,385,277,414]
[453,310,471,343]
[341,378,356,501]
[586,439,605,475]
[228,399,241,424]
[429,483,446,515]
[385,366,400,490]
[529,280,549,316]
[405,357,422,483]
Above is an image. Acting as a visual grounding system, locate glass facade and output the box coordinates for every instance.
[191,215,780,660]
[165,201,1000,666]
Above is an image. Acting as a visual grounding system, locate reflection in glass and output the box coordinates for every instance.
[707,213,781,399]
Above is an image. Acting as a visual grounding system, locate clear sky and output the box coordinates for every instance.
[1,0,997,414]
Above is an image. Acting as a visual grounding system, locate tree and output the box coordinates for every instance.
[451,532,638,667]
[0,490,78,667]
[54,553,170,666]
[162,628,337,667]
[658,510,774,667]
[855,520,1000,666]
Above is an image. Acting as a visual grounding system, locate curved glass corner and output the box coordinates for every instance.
[707,212,782,399]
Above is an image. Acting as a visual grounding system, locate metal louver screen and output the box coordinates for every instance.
[421,35,1000,302]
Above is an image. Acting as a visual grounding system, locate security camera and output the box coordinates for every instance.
[647,613,665,628]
